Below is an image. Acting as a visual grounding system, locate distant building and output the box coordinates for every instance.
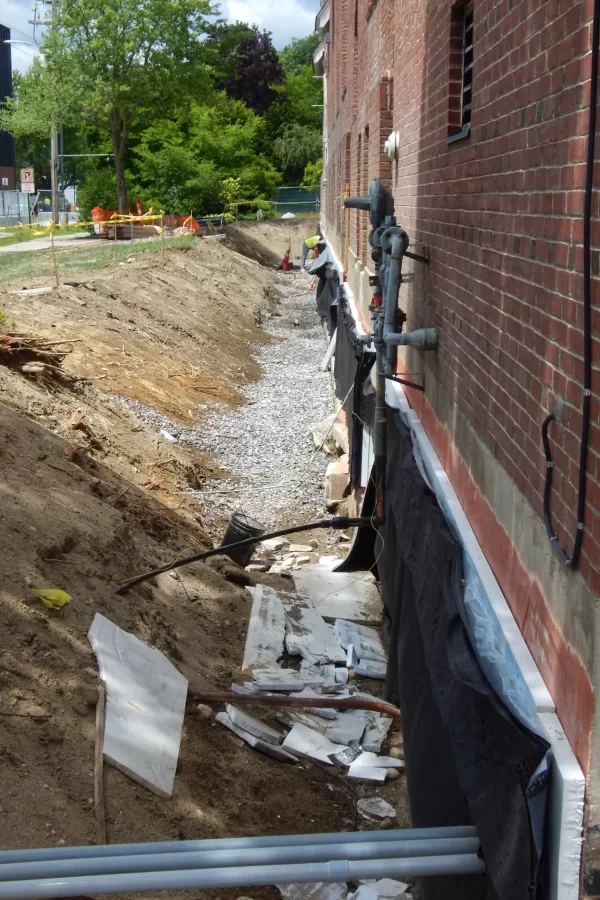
[0,24,15,190]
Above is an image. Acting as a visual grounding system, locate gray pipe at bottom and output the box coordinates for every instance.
[0,854,486,899]
[0,826,477,865]
[0,838,481,882]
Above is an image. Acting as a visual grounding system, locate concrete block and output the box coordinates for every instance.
[324,709,369,745]
[325,454,350,508]
[277,882,348,900]
[335,620,386,663]
[362,716,393,753]
[354,751,404,769]
[216,712,298,762]
[253,669,322,691]
[282,723,348,764]
[88,613,187,799]
[293,560,382,624]
[226,704,283,745]
[357,798,397,823]
[352,879,409,899]
[282,593,346,665]
[347,761,387,783]
[242,585,286,673]
[355,659,387,679]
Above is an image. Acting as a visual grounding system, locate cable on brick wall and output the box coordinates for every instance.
[541,0,599,568]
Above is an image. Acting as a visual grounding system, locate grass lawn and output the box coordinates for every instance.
[0,234,196,285]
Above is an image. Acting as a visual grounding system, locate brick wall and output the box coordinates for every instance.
[324,0,599,612]
[322,0,599,885]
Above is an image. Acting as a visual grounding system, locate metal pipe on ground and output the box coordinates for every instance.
[0,826,477,865]
[0,838,481,882]
[0,855,486,899]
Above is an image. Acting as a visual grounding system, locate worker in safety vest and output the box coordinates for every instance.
[301,233,323,269]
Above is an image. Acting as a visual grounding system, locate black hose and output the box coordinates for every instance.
[541,0,599,568]
[116,517,378,595]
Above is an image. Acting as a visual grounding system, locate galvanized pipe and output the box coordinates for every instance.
[0,826,477,865]
[0,854,486,899]
[0,838,480,883]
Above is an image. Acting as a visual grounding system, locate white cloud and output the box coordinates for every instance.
[221,0,319,49]
[0,0,43,72]
[1,0,319,74]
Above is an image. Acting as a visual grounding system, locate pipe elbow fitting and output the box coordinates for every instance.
[384,327,438,350]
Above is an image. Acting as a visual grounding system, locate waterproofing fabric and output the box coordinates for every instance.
[378,409,550,900]
[310,247,339,334]
[334,289,375,488]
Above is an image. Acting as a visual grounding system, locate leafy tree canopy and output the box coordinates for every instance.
[279,34,319,75]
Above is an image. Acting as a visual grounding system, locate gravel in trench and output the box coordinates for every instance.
[112,273,335,529]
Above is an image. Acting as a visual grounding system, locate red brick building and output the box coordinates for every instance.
[317,0,600,894]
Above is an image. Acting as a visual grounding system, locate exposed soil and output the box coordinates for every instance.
[0,223,407,900]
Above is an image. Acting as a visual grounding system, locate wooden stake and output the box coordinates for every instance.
[50,222,60,288]
[343,184,350,280]
[114,215,118,261]
[94,683,107,845]
[161,215,165,262]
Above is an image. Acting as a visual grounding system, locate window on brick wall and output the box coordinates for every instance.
[448,1,473,143]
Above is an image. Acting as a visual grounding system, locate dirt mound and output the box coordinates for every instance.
[0,240,357,896]
[225,220,316,268]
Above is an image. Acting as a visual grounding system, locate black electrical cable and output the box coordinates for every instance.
[541,0,599,569]
[116,517,379,595]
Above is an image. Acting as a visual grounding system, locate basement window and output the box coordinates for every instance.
[448,2,473,144]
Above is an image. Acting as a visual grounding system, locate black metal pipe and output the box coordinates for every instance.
[116,517,378,594]
[541,0,598,568]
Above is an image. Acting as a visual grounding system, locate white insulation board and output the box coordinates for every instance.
[88,613,187,799]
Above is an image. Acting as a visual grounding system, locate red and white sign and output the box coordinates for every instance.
[20,168,35,193]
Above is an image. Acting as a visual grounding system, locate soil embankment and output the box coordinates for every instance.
[0,225,358,898]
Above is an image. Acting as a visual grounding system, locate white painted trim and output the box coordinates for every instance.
[539,713,585,900]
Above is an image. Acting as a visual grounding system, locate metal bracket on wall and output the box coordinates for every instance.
[383,373,425,392]
[404,250,429,264]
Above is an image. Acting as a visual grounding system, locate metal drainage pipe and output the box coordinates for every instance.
[0,838,480,882]
[0,826,477,865]
[0,854,486,899]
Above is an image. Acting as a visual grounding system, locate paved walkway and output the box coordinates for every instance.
[0,232,93,254]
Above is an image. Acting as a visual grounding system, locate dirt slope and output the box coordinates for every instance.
[0,238,355,899]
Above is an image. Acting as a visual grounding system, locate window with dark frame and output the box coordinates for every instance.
[448,1,473,144]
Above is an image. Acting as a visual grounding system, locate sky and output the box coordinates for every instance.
[1,0,321,73]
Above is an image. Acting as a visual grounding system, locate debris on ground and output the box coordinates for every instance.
[0,331,77,383]
[277,881,348,900]
[0,227,367,896]
[356,798,397,824]
[293,559,383,624]
[348,880,410,900]
[277,885,348,900]
[89,612,187,799]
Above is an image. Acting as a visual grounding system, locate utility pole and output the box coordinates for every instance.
[50,0,59,225]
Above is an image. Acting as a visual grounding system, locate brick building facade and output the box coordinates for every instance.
[318,0,600,892]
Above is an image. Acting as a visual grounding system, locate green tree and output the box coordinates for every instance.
[207,23,284,116]
[279,34,320,75]
[2,0,214,212]
[130,96,280,214]
[302,158,323,193]
[273,123,322,184]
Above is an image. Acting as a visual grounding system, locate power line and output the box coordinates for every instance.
[0,19,37,42]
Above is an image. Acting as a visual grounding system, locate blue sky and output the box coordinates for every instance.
[1,0,320,73]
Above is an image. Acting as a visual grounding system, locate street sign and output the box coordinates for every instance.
[20,168,35,194]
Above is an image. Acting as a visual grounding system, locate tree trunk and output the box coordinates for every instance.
[111,112,129,213]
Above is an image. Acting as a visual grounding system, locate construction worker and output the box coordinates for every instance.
[301,233,323,269]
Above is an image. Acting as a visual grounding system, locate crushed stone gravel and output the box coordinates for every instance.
[111,273,336,530]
